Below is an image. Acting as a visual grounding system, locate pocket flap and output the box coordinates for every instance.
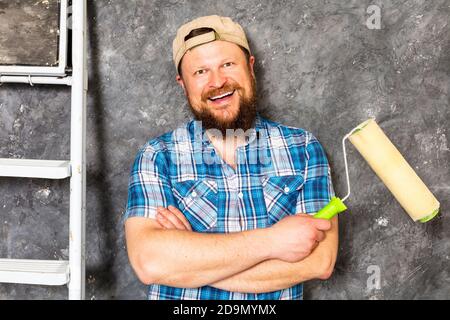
[173,179,217,198]
[263,174,305,194]
[171,179,218,232]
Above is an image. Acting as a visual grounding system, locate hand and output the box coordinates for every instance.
[155,205,192,231]
[267,214,331,263]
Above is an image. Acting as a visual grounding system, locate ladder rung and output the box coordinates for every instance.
[0,75,72,86]
[0,159,71,179]
[0,259,69,286]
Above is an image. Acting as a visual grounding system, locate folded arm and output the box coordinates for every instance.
[210,216,338,293]
[125,206,331,289]
[125,216,272,288]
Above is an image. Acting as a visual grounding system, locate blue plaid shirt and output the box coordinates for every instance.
[124,115,334,300]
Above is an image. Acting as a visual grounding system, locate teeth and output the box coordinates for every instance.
[210,91,234,100]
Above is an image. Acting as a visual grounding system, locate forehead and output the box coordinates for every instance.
[181,40,246,70]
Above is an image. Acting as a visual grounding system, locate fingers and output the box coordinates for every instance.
[167,205,192,231]
[311,239,320,251]
[295,213,332,231]
[156,207,187,230]
[156,206,192,231]
[315,230,326,242]
[294,214,328,243]
[156,208,177,229]
[295,213,310,218]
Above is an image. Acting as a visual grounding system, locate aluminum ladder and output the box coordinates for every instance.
[0,0,87,300]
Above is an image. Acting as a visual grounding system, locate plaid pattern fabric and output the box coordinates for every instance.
[124,115,335,300]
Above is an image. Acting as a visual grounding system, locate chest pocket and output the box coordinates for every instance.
[261,174,305,226]
[172,179,218,232]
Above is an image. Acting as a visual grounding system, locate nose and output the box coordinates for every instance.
[208,69,227,88]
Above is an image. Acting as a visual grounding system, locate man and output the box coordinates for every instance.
[124,15,338,300]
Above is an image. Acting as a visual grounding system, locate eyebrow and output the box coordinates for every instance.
[219,57,236,64]
[194,57,235,69]
[193,65,208,70]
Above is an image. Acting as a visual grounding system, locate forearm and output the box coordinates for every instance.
[211,216,339,293]
[211,241,333,293]
[130,224,272,288]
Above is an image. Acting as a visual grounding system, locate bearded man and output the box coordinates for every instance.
[124,15,338,300]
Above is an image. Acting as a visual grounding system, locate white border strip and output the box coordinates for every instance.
[0,0,68,76]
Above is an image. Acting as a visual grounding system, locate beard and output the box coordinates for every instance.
[188,75,257,136]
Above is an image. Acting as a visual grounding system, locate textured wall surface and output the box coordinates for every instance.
[0,0,449,299]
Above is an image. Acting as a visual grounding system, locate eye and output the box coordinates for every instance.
[194,69,207,76]
[223,62,234,67]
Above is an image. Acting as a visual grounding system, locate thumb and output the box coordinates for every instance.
[312,217,332,231]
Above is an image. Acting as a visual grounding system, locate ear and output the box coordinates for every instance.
[248,56,256,78]
[176,74,187,95]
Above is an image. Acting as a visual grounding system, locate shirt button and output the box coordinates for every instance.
[191,191,197,197]
[238,192,244,198]
[284,186,290,193]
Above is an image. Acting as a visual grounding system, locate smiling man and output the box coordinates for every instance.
[124,15,338,300]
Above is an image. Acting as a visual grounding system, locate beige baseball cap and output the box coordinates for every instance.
[172,15,251,73]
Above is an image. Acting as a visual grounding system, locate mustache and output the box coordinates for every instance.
[201,82,242,101]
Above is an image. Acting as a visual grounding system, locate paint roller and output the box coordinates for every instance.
[313,118,440,223]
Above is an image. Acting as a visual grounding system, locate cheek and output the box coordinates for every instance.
[241,74,254,89]
[185,87,202,101]
[185,88,207,111]
[185,82,207,99]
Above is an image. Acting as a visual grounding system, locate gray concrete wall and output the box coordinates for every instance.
[0,0,449,299]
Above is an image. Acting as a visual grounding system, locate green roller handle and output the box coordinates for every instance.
[313,197,347,220]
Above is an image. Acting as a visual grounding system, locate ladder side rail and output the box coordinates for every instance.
[69,0,87,300]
